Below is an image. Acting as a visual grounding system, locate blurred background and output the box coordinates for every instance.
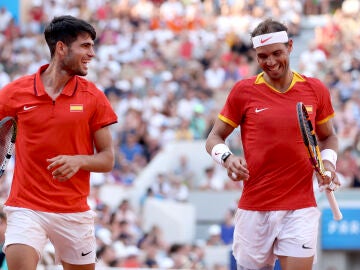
[0,0,360,269]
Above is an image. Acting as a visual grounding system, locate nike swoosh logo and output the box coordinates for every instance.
[24,105,37,111]
[260,37,272,44]
[302,244,312,249]
[215,152,221,156]
[81,251,92,256]
[255,108,269,113]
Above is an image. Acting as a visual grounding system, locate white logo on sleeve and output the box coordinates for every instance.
[255,108,269,113]
[23,105,37,111]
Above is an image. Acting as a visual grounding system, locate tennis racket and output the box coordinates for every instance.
[296,102,343,221]
[0,117,17,177]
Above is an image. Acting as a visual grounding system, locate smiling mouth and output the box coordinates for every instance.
[82,61,90,68]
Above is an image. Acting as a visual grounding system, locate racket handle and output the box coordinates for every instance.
[325,190,343,221]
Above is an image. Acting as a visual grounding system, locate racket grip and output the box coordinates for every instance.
[325,190,343,221]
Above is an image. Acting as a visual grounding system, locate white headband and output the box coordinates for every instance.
[252,31,288,48]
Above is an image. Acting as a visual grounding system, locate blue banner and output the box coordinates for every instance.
[321,208,360,250]
[0,0,19,23]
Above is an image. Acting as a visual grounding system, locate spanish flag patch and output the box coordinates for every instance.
[305,105,313,114]
[70,104,83,112]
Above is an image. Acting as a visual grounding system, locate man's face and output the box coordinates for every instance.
[255,41,292,80]
[61,33,95,77]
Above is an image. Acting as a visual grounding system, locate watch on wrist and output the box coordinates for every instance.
[221,151,232,163]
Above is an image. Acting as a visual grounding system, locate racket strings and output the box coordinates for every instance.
[0,121,14,166]
[299,109,326,175]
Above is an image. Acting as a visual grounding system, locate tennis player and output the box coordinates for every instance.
[206,18,340,270]
[0,16,117,270]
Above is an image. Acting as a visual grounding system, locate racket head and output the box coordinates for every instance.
[296,102,325,176]
[0,117,17,177]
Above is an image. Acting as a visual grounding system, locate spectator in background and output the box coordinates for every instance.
[112,199,139,228]
[167,243,193,269]
[171,155,195,188]
[138,225,168,251]
[175,118,195,141]
[333,70,360,104]
[198,165,227,191]
[189,241,206,269]
[111,219,138,246]
[298,40,327,77]
[204,60,226,90]
[139,187,164,211]
[0,7,13,32]
[119,131,146,163]
[96,244,119,267]
[118,245,142,268]
[206,224,224,246]
[190,104,207,140]
[314,14,342,57]
[168,176,189,202]
[220,208,235,245]
[336,146,360,188]
[151,172,172,199]
[0,64,10,88]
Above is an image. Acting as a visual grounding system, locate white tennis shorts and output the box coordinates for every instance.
[232,207,320,269]
[3,206,96,265]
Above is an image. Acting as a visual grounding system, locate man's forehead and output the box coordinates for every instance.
[75,33,94,43]
[255,43,287,54]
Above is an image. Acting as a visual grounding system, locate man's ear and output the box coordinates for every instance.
[55,41,67,57]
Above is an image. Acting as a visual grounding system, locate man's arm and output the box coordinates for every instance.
[317,118,338,153]
[83,125,116,172]
[206,118,249,181]
[315,118,340,187]
[205,118,235,155]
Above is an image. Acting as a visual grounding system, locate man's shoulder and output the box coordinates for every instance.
[76,76,104,95]
[232,75,258,88]
[1,74,34,93]
[296,73,325,87]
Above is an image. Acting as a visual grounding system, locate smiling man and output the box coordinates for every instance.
[206,18,339,270]
[0,16,117,270]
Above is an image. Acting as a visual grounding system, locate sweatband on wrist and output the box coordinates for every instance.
[211,143,232,165]
[321,149,337,168]
[252,31,289,48]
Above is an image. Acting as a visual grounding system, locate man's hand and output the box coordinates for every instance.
[47,155,82,181]
[224,155,250,181]
[316,160,340,191]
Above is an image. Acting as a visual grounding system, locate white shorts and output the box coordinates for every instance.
[232,207,320,269]
[3,206,96,265]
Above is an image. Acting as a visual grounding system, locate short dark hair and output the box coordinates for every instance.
[250,18,288,38]
[44,15,96,58]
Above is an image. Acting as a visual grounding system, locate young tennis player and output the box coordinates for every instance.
[0,16,117,270]
[206,18,340,270]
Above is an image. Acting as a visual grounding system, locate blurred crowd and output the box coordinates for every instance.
[1,0,360,268]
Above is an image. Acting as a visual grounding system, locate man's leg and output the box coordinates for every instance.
[6,244,39,270]
[278,255,314,270]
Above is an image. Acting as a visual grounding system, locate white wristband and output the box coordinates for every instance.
[211,143,232,165]
[321,149,337,169]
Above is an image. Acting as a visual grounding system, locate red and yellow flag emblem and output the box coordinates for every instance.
[70,104,83,112]
[305,105,313,114]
